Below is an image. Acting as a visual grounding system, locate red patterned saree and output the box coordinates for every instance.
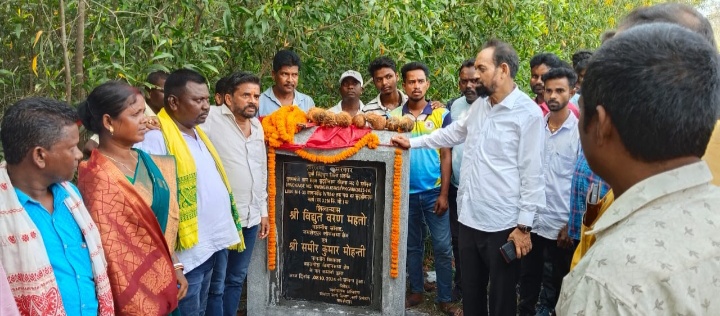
[78,150,180,315]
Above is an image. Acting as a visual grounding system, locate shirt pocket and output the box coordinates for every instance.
[481,122,514,160]
[247,139,266,167]
[551,145,577,179]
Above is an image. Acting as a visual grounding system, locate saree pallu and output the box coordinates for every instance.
[77,150,180,315]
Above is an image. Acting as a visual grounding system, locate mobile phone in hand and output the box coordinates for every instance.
[500,240,517,263]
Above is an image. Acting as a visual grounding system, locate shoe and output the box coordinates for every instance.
[405,293,424,308]
[437,302,463,316]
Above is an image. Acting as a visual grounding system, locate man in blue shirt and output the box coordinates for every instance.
[258,50,315,116]
[389,62,458,315]
[0,97,110,316]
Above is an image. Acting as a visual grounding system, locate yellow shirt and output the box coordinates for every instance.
[703,120,720,186]
[569,190,614,270]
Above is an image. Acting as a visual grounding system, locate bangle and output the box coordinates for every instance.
[173,263,184,271]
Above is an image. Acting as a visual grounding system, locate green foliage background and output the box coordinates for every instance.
[0,0,698,112]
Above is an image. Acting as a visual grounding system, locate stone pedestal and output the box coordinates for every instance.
[248,129,410,315]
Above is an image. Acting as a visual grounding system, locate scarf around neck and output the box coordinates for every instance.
[156,109,245,251]
[0,163,115,316]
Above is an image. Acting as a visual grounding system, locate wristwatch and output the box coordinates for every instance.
[517,224,532,233]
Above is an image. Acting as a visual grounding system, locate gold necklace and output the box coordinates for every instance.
[548,111,570,133]
[102,150,138,175]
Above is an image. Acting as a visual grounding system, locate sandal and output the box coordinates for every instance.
[437,302,463,316]
[405,293,424,308]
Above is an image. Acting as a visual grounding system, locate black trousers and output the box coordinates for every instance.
[518,233,576,316]
[459,224,519,316]
[448,184,461,290]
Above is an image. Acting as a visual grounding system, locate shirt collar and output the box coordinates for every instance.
[219,104,261,129]
[14,183,67,208]
[589,161,714,234]
[263,87,304,105]
[544,110,579,132]
[336,100,365,109]
[370,90,407,108]
[220,104,233,116]
[401,100,433,115]
[492,86,522,110]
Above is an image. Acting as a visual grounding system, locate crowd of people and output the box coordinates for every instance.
[1,2,720,316]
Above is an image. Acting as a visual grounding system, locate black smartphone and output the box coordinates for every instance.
[499,240,517,263]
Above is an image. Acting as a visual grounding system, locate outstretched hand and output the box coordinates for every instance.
[391,135,411,149]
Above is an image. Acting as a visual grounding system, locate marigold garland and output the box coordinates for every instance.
[390,149,403,278]
[267,147,277,270]
[262,105,387,272]
[293,133,379,164]
[262,105,308,148]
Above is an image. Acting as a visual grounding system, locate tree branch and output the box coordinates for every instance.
[59,0,72,104]
[74,0,86,100]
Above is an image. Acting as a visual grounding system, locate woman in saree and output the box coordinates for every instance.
[77,81,188,315]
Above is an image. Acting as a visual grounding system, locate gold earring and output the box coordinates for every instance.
[109,127,114,135]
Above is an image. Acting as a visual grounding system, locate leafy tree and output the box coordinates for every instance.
[0,0,699,114]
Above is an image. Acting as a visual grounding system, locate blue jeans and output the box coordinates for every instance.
[205,249,230,316]
[179,249,227,316]
[407,188,453,303]
[222,225,259,316]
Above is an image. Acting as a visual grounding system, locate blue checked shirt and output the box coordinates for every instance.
[567,149,610,240]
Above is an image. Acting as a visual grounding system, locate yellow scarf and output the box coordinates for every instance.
[157,109,245,251]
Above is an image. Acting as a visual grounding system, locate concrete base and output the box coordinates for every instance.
[248,130,410,315]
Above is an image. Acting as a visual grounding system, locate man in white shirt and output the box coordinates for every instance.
[392,39,545,316]
[556,23,720,315]
[135,69,242,316]
[518,67,579,316]
[329,70,365,116]
[200,71,270,316]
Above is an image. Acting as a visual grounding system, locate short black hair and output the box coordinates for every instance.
[529,53,564,70]
[368,56,397,78]
[214,76,230,97]
[78,81,142,134]
[458,59,475,76]
[1,97,79,164]
[164,68,207,106]
[571,50,594,74]
[400,62,430,81]
[582,23,720,162]
[620,3,717,49]
[482,39,520,79]
[146,70,169,87]
[541,67,578,88]
[272,49,301,73]
[225,71,261,95]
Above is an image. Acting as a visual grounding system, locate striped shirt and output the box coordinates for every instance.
[362,90,408,117]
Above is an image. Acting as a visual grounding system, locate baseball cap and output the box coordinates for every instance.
[339,70,363,86]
